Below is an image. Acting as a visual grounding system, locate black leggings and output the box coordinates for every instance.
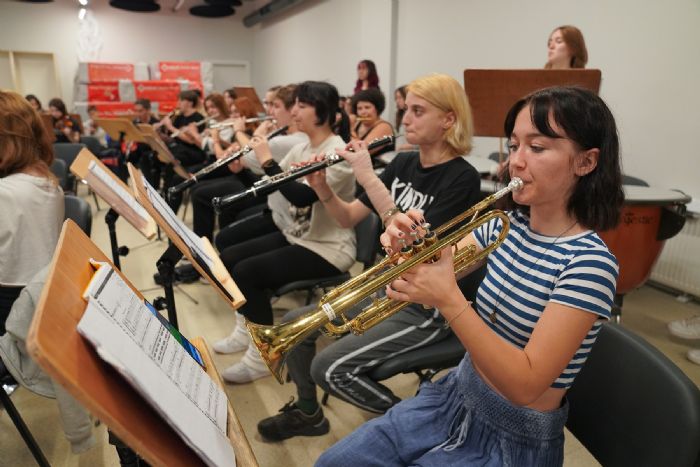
[191,172,267,242]
[0,286,23,335]
[219,213,342,325]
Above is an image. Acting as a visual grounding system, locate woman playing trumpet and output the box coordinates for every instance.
[317,86,623,466]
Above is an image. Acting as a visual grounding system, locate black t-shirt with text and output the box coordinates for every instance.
[359,151,481,229]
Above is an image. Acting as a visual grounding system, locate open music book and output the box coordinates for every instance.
[79,261,236,467]
[70,148,157,239]
[128,163,245,309]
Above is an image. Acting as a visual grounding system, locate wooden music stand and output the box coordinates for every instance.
[26,220,257,467]
[463,69,602,137]
[70,148,157,239]
[128,163,246,310]
[233,86,265,115]
[136,124,191,180]
[96,118,147,143]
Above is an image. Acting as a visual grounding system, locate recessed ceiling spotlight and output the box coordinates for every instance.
[189,4,235,17]
[109,0,161,12]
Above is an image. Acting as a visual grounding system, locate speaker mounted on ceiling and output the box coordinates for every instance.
[109,0,161,12]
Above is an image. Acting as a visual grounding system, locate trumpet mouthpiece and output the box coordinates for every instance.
[509,177,524,191]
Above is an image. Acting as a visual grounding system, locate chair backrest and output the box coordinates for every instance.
[622,174,650,186]
[53,143,85,167]
[50,158,71,192]
[64,195,92,236]
[79,136,105,156]
[355,212,382,268]
[566,323,700,467]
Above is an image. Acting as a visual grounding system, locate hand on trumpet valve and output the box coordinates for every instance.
[380,209,427,261]
[384,243,460,310]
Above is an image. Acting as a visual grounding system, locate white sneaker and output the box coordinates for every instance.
[688,349,700,365]
[667,316,700,340]
[221,360,270,384]
[222,344,270,383]
[212,313,250,354]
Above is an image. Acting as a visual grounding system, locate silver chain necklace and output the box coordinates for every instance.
[489,219,578,324]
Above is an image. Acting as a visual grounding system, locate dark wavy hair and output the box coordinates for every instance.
[353,59,379,95]
[394,85,407,129]
[351,88,386,116]
[503,86,622,231]
[295,81,350,142]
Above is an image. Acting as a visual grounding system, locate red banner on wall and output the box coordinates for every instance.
[87,63,135,82]
[87,82,120,102]
[156,101,178,115]
[133,81,183,102]
[91,102,135,117]
[158,61,201,82]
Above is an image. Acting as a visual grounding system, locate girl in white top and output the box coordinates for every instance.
[1,90,64,333]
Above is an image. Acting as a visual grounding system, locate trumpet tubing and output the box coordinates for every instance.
[247,178,523,383]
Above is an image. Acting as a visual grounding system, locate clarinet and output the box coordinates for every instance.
[212,134,396,212]
[167,125,289,196]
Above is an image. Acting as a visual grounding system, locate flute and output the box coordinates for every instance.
[170,116,213,138]
[210,116,276,129]
[167,125,289,196]
[212,134,397,211]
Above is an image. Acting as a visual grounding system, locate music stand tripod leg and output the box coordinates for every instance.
[154,244,182,329]
[104,208,129,270]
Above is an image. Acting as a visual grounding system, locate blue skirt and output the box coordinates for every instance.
[316,353,568,467]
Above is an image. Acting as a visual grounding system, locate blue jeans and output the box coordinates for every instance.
[316,353,567,467]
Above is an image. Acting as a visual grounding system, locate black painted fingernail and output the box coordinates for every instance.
[410,224,417,230]
[398,231,404,237]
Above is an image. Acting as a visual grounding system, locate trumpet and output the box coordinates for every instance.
[167,125,289,196]
[247,177,523,383]
[212,134,397,211]
[210,116,276,129]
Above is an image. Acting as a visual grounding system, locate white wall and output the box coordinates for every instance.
[0,0,254,104]
[250,0,394,99]
[249,0,700,201]
[0,0,698,200]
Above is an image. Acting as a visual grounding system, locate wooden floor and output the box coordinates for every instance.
[2,189,699,467]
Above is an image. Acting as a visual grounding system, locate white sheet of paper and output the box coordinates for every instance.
[140,175,215,271]
[78,266,234,467]
[88,160,152,222]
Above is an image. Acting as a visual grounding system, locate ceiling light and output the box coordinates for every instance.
[78,0,88,5]
[109,0,161,12]
[78,7,86,19]
[189,4,235,17]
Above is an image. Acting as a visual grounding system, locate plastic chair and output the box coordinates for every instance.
[566,323,700,467]
[79,135,105,156]
[64,195,93,236]
[50,158,70,192]
[272,213,382,305]
[53,143,85,194]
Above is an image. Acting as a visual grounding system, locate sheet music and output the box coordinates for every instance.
[141,176,215,271]
[88,161,151,222]
[78,265,234,467]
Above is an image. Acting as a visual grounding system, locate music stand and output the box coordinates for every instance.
[464,69,602,138]
[26,220,258,467]
[137,124,191,180]
[464,68,602,166]
[96,117,146,144]
[128,163,245,328]
[70,148,157,269]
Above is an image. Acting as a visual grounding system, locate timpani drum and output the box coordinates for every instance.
[598,186,690,295]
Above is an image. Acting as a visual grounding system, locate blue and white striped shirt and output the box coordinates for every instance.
[473,211,618,388]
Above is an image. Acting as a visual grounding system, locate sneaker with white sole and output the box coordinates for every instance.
[688,348,700,365]
[258,398,330,441]
[667,316,700,340]
[221,360,270,383]
[212,328,250,354]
